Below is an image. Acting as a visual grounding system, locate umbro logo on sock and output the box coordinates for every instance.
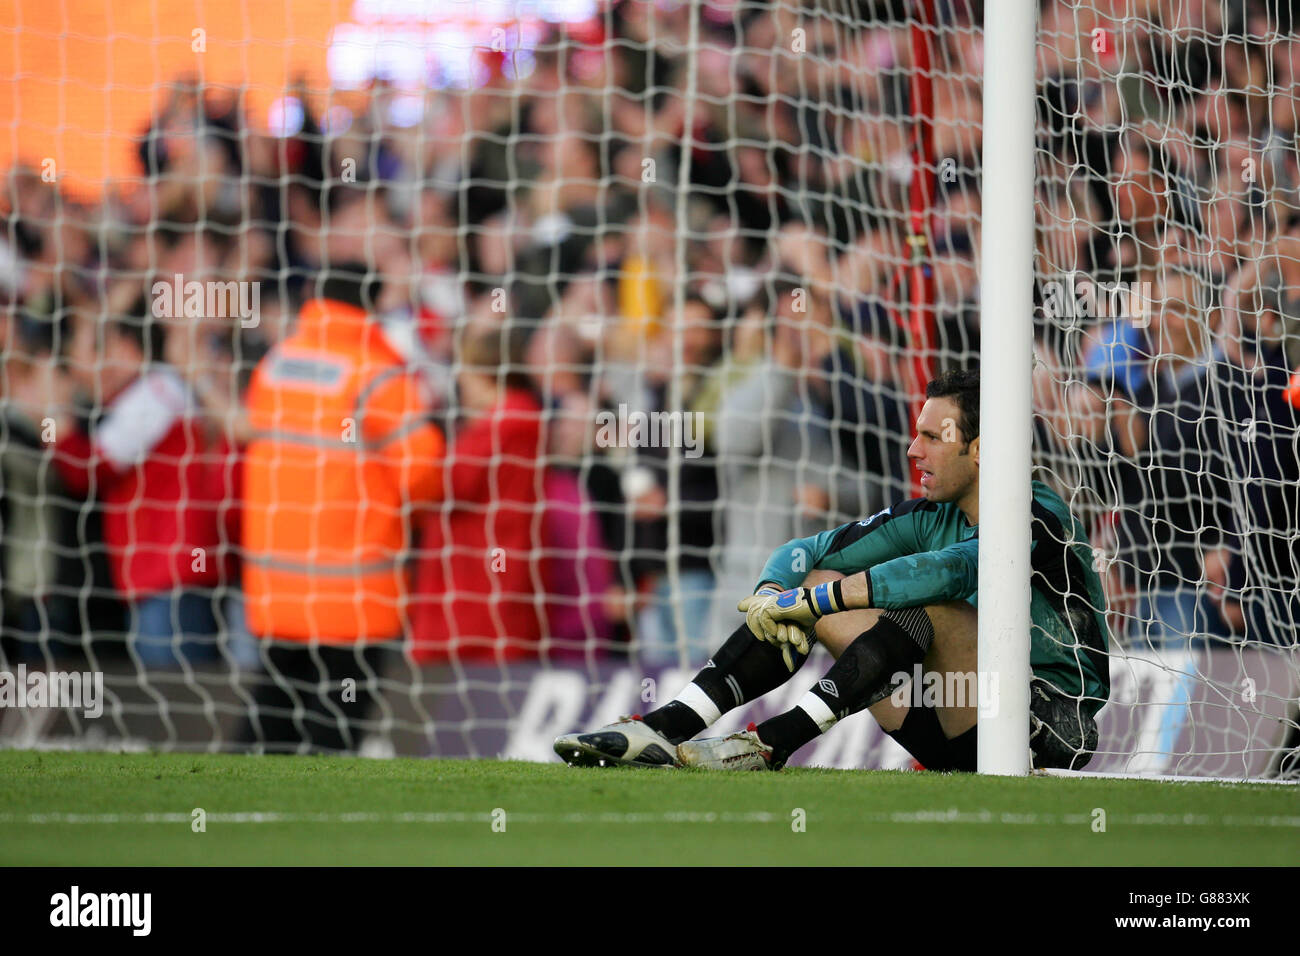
[818,679,838,698]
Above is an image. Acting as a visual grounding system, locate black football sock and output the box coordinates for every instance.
[758,611,931,768]
[641,623,809,744]
[640,701,707,745]
[885,703,959,770]
[944,725,978,772]
[752,708,821,770]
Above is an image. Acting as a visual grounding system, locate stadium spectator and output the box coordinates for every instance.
[782,225,913,521]
[1108,269,1235,649]
[411,189,462,360]
[48,302,233,669]
[1205,252,1300,645]
[709,279,836,637]
[239,266,444,752]
[522,286,646,647]
[627,295,723,666]
[539,460,617,659]
[410,325,548,664]
[0,310,107,661]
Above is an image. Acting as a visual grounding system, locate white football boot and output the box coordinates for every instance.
[677,723,776,771]
[554,715,681,768]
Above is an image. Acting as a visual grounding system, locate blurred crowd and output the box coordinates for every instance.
[0,0,1297,698]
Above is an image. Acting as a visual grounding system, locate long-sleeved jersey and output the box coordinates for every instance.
[759,480,1110,714]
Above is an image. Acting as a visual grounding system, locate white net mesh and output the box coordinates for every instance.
[0,0,1296,777]
[1030,1,1299,776]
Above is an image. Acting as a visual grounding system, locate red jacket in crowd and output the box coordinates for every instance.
[53,367,235,601]
[411,387,546,663]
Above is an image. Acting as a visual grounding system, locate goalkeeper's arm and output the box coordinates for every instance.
[845,537,979,609]
[759,538,980,630]
[756,501,927,592]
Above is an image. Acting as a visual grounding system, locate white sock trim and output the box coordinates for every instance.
[674,682,722,727]
[797,691,838,733]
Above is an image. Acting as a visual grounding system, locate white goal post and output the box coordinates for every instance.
[978,0,1037,776]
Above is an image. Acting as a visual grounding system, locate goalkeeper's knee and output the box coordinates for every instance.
[808,607,934,721]
[756,608,935,768]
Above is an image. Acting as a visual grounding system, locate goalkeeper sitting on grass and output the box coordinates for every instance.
[555,369,1110,772]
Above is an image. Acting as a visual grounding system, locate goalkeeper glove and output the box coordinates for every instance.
[770,620,811,673]
[737,584,814,673]
[758,580,850,634]
[737,585,784,643]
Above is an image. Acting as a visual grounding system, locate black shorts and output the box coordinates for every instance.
[890,677,1099,772]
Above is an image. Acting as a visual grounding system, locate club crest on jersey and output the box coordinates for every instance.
[858,506,892,526]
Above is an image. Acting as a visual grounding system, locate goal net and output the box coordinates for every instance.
[0,0,1296,778]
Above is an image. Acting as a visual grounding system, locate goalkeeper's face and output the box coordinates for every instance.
[908,397,979,504]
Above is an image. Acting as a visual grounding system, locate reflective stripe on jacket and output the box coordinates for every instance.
[242,299,444,641]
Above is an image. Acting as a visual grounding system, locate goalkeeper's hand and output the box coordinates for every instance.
[738,585,812,672]
[770,620,811,673]
[758,581,850,635]
[737,585,784,643]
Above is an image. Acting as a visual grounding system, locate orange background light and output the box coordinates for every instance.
[0,0,346,199]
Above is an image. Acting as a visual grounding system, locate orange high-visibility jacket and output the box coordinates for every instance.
[242,299,444,641]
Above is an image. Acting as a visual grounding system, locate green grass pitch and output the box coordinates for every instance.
[0,750,1295,866]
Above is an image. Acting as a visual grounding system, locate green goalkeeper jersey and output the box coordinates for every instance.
[759,480,1111,715]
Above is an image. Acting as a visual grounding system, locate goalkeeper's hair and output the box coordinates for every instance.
[926,367,980,444]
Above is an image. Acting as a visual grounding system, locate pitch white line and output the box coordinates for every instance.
[1,810,1297,827]
[881,810,1300,827]
[0,811,782,825]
